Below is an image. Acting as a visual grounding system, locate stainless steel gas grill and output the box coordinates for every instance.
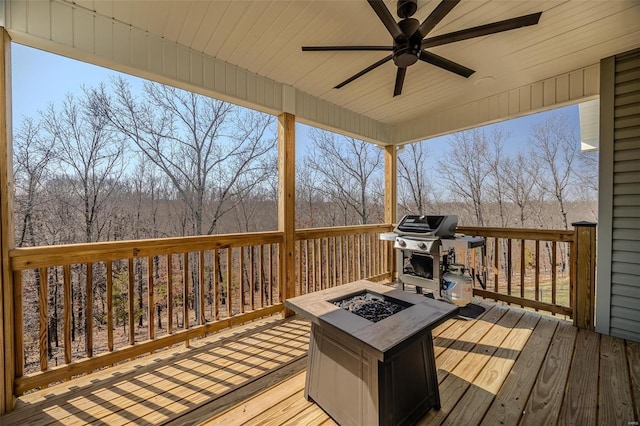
[383,214,485,304]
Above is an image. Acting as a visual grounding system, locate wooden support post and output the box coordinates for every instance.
[384,146,397,281]
[0,29,14,414]
[572,221,597,330]
[278,113,295,317]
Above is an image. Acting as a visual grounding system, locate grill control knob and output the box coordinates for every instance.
[397,239,407,247]
[418,242,427,250]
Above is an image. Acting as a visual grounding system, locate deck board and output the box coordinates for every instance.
[599,335,636,425]
[2,298,639,426]
[419,307,524,425]
[442,311,540,425]
[520,320,577,426]
[627,340,640,422]
[480,315,558,425]
[559,329,600,426]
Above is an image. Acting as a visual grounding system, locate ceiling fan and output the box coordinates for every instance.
[302,0,542,97]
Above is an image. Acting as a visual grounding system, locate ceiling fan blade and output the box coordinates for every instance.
[302,46,393,52]
[418,0,461,38]
[422,12,542,48]
[367,0,405,41]
[335,54,393,89]
[419,50,474,78]
[394,67,407,97]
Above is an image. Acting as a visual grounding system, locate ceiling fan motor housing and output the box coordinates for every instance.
[397,0,418,19]
[393,18,422,67]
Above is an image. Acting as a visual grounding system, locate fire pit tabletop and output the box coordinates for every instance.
[285,280,458,360]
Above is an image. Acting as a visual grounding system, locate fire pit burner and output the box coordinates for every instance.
[332,291,408,322]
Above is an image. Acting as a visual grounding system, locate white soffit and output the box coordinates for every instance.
[580,99,600,152]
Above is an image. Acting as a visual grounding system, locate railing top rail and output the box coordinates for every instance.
[457,226,575,242]
[10,231,285,270]
[295,224,394,240]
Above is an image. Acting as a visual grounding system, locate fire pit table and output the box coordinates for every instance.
[285,280,458,426]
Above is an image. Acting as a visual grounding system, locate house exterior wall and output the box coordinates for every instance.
[596,48,640,342]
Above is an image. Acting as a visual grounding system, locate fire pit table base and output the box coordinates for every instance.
[285,280,458,426]
[305,322,441,426]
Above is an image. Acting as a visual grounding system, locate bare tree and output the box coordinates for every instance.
[530,113,578,230]
[13,117,56,247]
[502,153,543,227]
[398,142,437,214]
[483,128,511,227]
[438,129,489,226]
[305,128,383,225]
[94,77,276,236]
[43,91,127,243]
[93,77,276,321]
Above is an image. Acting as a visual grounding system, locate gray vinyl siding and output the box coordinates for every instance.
[609,48,640,342]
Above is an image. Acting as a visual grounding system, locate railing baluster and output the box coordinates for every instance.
[183,252,189,347]
[356,234,360,280]
[535,241,540,309]
[338,236,344,285]
[14,271,24,377]
[332,237,337,287]
[128,258,135,345]
[311,239,316,291]
[251,246,256,308]
[371,233,375,277]
[324,238,329,289]
[316,239,321,291]
[168,254,174,333]
[239,246,245,314]
[520,239,525,306]
[63,265,71,364]
[259,245,265,307]
[552,241,557,306]
[268,244,273,305]
[507,239,512,298]
[199,250,205,324]
[296,241,302,295]
[106,261,113,351]
[227,247,233,317]
[348,235,353,283]
[148,256,154,340]
[38,267,48,372]
[494,237,499,293]
[213,249,219,320]
[86,263,93,358]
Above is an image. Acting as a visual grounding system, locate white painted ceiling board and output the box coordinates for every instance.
[37,0,638,144]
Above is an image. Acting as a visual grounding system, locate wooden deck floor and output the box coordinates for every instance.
[2,299,639,426]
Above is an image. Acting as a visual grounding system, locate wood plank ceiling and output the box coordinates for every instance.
[12,1,640,143]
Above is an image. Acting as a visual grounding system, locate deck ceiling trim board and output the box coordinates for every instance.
[4,0,639,144]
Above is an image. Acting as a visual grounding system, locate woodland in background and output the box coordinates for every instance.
[12,76,597,373]
[14,77,598,247]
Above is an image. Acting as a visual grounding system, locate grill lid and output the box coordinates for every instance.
[394,215,458,238]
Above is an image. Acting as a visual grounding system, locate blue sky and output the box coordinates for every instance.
[12,42,580,162]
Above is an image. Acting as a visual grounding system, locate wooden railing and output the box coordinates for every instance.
[8,225,395,395]
[294,224,394,295]
[9,232,285,395]
[456,224,596,321]
[7,222,595,396]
